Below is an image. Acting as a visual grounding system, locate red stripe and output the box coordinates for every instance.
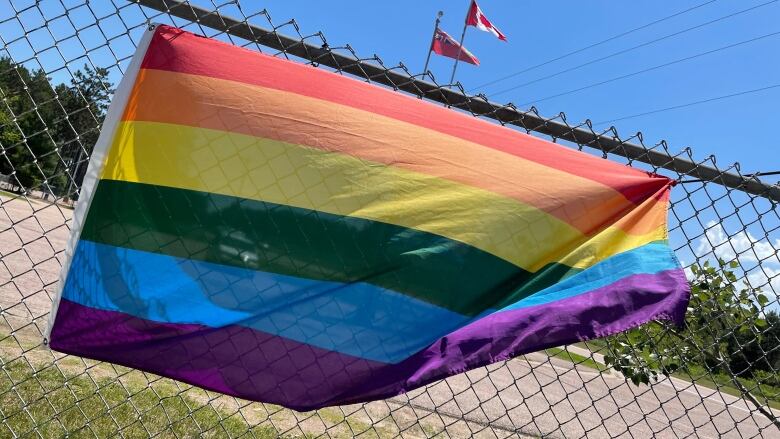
[140,25,670,204]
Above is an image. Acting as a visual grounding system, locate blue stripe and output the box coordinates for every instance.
[498,242,680,312]
[62,240,680,363]
[62,240,474,364]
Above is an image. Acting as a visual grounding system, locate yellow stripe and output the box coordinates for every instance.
[101,121,663,271]
[124,68,663,236]
[559,224,667,270]
[555,192,669,268]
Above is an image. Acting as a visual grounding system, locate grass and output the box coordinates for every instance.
[576,338,607,349]
[0,360,289,438]
[557,344,780,411]
[544,347,608,372]
[4,331,774,436]
[0,189,20,200]
[0,188,75,209]
[672,365,780,411]
[0,330,417,439]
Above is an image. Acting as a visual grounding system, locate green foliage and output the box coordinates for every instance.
[0,58,57,191]
[603,259,771,386]
[545,347,608,371]
[53,65,112,198]
[728,310,780,379]
[673,365,780,410]
[0,109,21,148]
[0,108,22,179]
[0,57,112,197]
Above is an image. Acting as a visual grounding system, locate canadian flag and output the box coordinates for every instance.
[466,0,507,42]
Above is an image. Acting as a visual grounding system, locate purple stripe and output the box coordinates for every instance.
[49,268,689,410]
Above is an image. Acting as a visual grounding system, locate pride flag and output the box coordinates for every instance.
[47,25,689,410]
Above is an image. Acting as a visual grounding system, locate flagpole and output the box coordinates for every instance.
[449,1,471,84]
[423,11,444,75]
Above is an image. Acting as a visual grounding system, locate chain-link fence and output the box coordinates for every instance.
[1,1,779,437]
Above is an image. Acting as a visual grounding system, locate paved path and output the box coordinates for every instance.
[388,349,776,438]
[565,344,780,419]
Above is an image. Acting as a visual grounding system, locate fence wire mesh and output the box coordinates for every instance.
[1,1,779,437]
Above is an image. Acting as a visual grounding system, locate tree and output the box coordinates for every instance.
[0,57,112,197]
[0,107,22,187]
[728,310,780,380]
[0,57,59,193]
[52,64,112,199]
[602,259,777,426]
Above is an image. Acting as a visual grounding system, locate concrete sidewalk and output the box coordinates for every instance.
[387,350,776,437]
[564,344,780,418]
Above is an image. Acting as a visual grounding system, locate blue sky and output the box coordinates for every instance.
[3,0,776,174]
[262,0,779,176]
[2,0,778,296]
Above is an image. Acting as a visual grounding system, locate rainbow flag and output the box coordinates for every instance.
[47,25,689,410]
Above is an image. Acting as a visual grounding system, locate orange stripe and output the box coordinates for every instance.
[612,188,670,238]
[123,68,666,236]
[140,25,673,205]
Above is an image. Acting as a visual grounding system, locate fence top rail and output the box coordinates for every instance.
[129,0,780,203]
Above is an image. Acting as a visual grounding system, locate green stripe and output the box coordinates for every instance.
[82,180,580,316]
